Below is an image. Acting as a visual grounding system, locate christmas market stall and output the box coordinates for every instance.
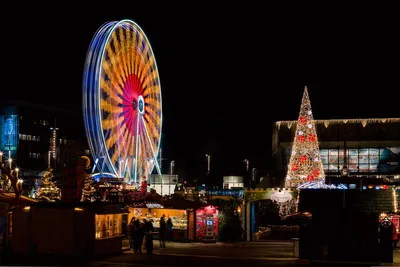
[127,198,218,242]
[195,205,218,242]
[8,202,128,258]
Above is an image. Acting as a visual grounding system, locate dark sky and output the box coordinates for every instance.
[1,3,399,180]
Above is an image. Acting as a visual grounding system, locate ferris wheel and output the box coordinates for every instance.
[83,19,162,185]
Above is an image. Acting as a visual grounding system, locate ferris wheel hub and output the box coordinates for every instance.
[138,95,145,114]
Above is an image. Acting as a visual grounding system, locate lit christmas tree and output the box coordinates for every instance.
[81,173,97,202]
[285,86,325,188]
[37,169,61,202]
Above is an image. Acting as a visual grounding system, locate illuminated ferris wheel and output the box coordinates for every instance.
[83,19,162,185]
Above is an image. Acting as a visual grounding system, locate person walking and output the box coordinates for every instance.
[159,214,167,248]
[144,219,154,255]
[138,221,145,254]
[166,217,173,242]
[127,217,135,250]
[132,220,141,254]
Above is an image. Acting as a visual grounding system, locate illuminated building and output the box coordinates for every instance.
[272,118,400,186]
[0,100,89,179]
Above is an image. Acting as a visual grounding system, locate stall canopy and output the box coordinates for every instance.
[163,198,203,210]
[0,192,38,205]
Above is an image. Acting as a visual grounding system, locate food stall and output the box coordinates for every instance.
[127,204,190,242]
[9,202,127,258]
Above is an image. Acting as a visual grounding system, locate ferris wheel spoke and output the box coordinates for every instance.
[133,113,140,185]
[141,117,162,176]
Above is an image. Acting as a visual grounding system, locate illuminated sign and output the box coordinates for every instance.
[0,114,19,158]
[270,191,293,203]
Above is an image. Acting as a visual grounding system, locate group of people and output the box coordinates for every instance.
[127,214,174,255]
[127,217,155,255]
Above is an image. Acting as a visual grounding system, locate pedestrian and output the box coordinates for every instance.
[144,219,154,255]
[159,214,166,248]
[127,217,135,250]
[138,221,145,254]
[133,220,141,254]
[166,217,173,242]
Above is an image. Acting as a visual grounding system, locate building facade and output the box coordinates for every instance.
[0,100,89,179]
[272,118,400,185]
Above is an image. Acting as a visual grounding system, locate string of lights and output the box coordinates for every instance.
[285,87,325,188]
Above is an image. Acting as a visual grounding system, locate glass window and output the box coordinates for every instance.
[95,214,122,239]
[369,148,379,155]
[320,154,328,165]
[359,164,369,172]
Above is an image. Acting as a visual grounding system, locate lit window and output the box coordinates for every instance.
[37,136,40,142]
[85,149,90,155]
[27,135,31,141]
[32,136,36,141]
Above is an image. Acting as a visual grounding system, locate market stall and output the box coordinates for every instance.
[196,205,218,242]
[9,203,127,257]
[128,205,190,242]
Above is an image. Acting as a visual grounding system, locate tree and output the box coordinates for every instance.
[37,169,61,202]
[80,173,96,202]
[285,86,325,188]
[211,197,244,242]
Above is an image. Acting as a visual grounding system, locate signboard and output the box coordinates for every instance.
[271,191,293,203]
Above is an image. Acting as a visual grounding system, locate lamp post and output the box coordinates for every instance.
[243,159,249,187]
[170,160,175,195]
[205,154,210,175]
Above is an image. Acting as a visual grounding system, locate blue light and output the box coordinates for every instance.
[375,186,380,190]
[0,113,19,158]
[362,186,367,190]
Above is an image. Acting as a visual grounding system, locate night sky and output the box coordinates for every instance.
[1,3,399,181]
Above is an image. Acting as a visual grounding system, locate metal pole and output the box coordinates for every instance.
[170,160,174,195]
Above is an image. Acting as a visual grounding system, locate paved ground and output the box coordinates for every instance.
[2,240,400,266]
[90,240,304,267]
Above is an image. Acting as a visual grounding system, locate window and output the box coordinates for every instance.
[29,153,40,159]
[85,149,90,155]
[95,214,122,239]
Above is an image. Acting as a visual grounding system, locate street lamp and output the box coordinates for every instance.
[170,160,175,195]
[243,159,249,171]
[205,154,210,175]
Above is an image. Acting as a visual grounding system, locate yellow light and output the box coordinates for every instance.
[393,189,398,213]
[23,206,30,211]
[74,207,84,212]
[237,206,241,213]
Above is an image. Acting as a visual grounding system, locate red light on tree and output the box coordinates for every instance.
[299,155,307,164]
[291,164,299,171]
[307,174,314,181]
[297,135,305,142]
[299,116,307,125]
[309,134,316,142]
[312,169,320,177]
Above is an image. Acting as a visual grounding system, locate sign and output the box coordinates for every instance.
[271,191,293,203]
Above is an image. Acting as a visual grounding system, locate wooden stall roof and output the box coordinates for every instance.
[0,192,38,205]
[14,201,129,214]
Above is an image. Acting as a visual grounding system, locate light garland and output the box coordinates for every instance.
[285,87,325,188]
[276,117,400,129]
